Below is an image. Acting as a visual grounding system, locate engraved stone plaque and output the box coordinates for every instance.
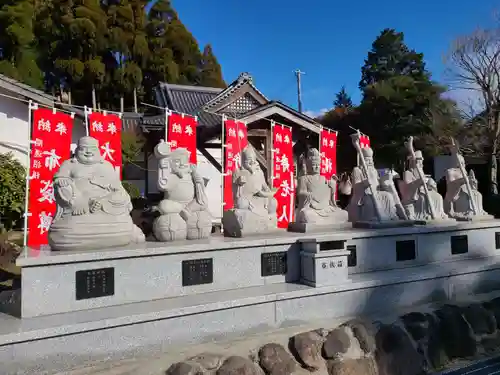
[261,252,287,277]
[75,267,114,300]
[496,232,500,250]
[347,245,357,267]
[182,258,213,286]
[451,235,468,255]
[396,240,416,261]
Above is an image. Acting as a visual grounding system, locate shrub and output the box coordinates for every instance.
[0,153,26,231]
[122,181,141,199]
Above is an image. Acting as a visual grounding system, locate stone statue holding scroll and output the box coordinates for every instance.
[222,146,277,237]
[444,154,493,220]
[400,138,449,221]
[48,136,145,251]
[153,141,212,241]
[348,134,406,225]
[289,148,347,231]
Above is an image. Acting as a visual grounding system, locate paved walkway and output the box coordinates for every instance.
[438,357,500,375]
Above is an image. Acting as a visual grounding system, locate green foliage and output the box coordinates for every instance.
[333,86,353,110]
[121,129,145,164]
[199,44,226,88]
[122,181,140,199]
[0,153,26,231]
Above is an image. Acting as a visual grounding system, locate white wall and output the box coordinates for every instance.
[0,89,85,167]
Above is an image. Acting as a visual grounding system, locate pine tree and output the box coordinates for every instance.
[0,0,43,89]
[199,44,225,88]
[333,86,353,111]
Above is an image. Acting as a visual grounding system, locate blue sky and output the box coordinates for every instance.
[149,0,498,117]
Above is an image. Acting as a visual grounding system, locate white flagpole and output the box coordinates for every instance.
[165,108,170,144]
[270,120,275,188]
[84,106,91,136]
[23,101,38,247]
[220,115,226,234]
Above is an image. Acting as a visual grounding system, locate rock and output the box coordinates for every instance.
[290,330,325,371]
[461,304,496,335]
[400,312,428,341]
[216,356,263,375]
[326,358,378,375]
[426,313,448,370]
[165,361,205,375]
[483,299,500,330]
[323,327,351,359]
[258,343,296,375]
[341,319,376,354]
[434,304,477,359]
[188,353,224,371]
[375,324,425,375]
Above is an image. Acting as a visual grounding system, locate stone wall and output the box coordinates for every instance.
[163,297,500,375]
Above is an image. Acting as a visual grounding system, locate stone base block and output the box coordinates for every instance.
[287,222,351,233]
[352,219,416,229]
[456,214,496,222]
[300,249,350,287]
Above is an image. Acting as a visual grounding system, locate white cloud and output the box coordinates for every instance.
[303,108,330,119]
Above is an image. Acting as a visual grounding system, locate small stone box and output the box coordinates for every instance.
[299,239,350,287]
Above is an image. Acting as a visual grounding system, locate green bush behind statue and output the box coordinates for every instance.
[0,153,26,231]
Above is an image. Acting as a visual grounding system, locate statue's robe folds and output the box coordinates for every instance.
[348,166,399,222]
[444,168,489,218]
[232,167,277,216]
[400,169,448,220]
[48,158,144,251]
[295,174,347,224]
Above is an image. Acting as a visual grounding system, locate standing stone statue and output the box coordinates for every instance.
[222,146,277,237]
[48,136,145,251]
[288,148,348,232]
[348,133,410,227]
[444,152,493,221]
[153,141,212,241]
[400,138,449,221]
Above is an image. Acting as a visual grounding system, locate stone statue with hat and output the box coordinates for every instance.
[222,146,277,237]
[153,141,212,241]
[400,136,449,221]
[48,136,145,251]
[348,132,411,227]
[288,148,348,232]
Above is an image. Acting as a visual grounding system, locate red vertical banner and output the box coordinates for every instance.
[222,118,248,211]
[27,108,74,247]
[272,123,295,228]
[319,129,338,180]
[359,134,370,149]
[167,112,197,164]
[88,112,123,178]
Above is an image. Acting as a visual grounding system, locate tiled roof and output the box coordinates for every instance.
[155,83,222,127]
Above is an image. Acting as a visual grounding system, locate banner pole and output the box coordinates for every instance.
[220,115,226,234]
[23,101,37,247]
[165,108,170,143]
[270,120,275,188]
[84,106,90,136]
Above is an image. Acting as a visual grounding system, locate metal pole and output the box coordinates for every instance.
[220,115,226,234]
[294,69,305,113]
[23,101,37,247]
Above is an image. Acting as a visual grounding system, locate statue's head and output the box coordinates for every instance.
[75,136,102,165]
[170,148,191,177]
[427,177,437,191]
[242,147,258,172]
[362,147,374,167]
[409,150,424,169]
[306,148,321,175]
[469,169,478,190]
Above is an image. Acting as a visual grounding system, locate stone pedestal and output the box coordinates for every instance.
[353,220,416,229]
[288,222,351,233]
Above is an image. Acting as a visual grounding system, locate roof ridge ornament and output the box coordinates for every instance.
[238,72,253,83]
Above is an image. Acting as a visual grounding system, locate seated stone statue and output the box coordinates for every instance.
[400,150,449,221]
[347,147,402,223]
[290,148,347,230]
[153,141,212,241]
[48,136,145,251]
[222,147,277,237]
[445,159,493,220]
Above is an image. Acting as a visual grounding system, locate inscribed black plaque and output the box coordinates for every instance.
[261,252,287,277]
[496,232,500,250]
[182,258,213,286]
[319,240,345,251]
[347,245,357,267]
[396,240,416,261]
[451,235,468,255]
[75,267,114,300]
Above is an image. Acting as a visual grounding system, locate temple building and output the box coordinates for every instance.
[127,73,323,223]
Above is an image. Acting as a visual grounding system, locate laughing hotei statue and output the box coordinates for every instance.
[399,136,450,222]
[444,140,493,221]
[347,132,413,228]
[48,136,145,251]
[222,146,277,237]
[153,141,212,241]
[288,148,348,232]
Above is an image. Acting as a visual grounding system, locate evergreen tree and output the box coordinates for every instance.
[333,86,353,111]
[0,0,43,89]
[199,44,226,88]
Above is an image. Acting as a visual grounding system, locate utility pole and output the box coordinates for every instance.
[294,69,305,113]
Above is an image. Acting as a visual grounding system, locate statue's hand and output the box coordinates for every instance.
[71,200,88,216]
[193,172,204,185]
[237,175,247,185]
[89,199,102,213]
[56,177,72,188]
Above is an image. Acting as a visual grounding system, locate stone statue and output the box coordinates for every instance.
[222,146,277,237]
[400,139,449,221]
[288,148,348,232]
[444,156,493,220]
[348,133,410,226]
[153,141,212,241]
[48,136,145,251]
